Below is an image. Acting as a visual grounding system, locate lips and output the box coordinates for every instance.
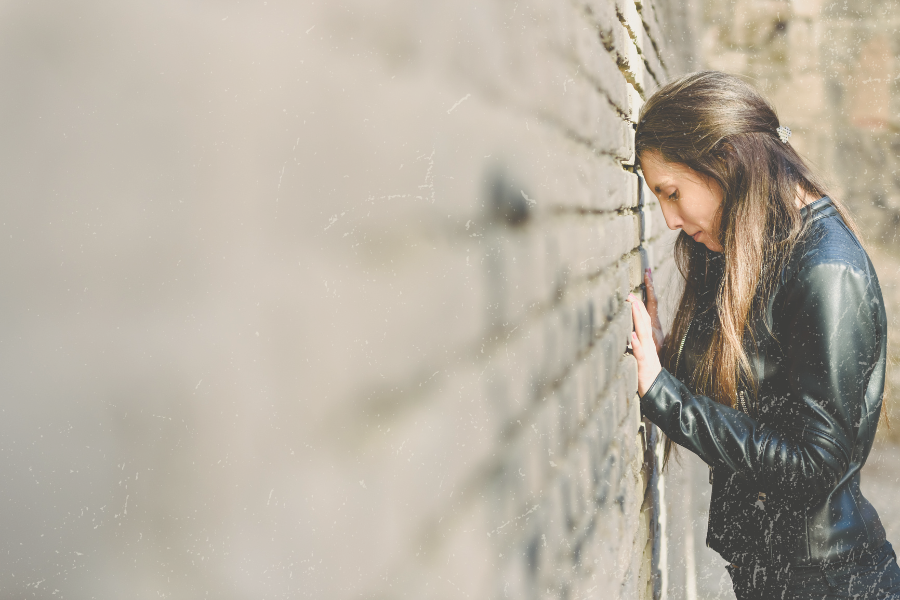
[692,231,702,242]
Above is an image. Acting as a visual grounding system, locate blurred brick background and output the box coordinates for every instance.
[0,0,700,597]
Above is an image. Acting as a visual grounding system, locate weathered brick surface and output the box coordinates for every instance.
[0,0,700,598]
[312,2,692,597]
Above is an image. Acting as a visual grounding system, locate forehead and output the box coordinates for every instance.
[639,152,700,191]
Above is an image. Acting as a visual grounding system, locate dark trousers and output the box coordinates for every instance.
[727,542,900,600]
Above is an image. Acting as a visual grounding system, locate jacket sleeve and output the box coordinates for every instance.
[640,259,880,502]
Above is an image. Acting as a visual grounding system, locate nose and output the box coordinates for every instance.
[658,202,683,231]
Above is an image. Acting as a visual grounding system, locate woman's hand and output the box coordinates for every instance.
[629,271,663,396]
[644,268,664,353]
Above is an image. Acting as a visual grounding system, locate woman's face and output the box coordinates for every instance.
[639,151,725,252]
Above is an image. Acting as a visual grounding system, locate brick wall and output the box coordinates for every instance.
[294,0,693,597]
[0,0,706,597]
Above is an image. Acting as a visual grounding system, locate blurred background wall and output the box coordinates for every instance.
[1,0,898,599]
[0,0,704,598]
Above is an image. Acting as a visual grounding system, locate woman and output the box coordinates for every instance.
[628,71,900,599]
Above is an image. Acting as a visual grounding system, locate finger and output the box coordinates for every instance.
[629,293,654,338]
[631,331,645,362]
[631,297,655,347]
[628,295,645,343]
[630,293,647,326]
[642,276,663,339]
[644,269,658,308]
[633,292,653,330]
[628,294,639,328]
[636,312,654,351]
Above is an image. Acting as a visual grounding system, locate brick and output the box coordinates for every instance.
[540,391,566,470]
[648,200,676,241]
[518,50,591,132]
[618,0,668,89]
[499,550,534,600]
[542,477,569,561]
[649,255,682,329]
[484,226,554,328]
[579,0,647,107]
[536,137,595,210]
[399,496,497,599]
[523,0,578,61]
[593,159,638,212]
[570,434,596,524]
[581,0,630,57]
[572,76,634,158]
[634,0,668,59]
[482,351,522,430]
[558,212,640,281]
[556,377,578,452]
[510,418,548,501]
[573,347,597,424]
[637,24,668,91]
[570,14,632,114]
[647,234,679,283]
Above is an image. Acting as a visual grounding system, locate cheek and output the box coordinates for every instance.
[697,203,720,231]
[698,189,724,228]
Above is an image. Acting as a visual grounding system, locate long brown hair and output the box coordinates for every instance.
[635,71,865,465]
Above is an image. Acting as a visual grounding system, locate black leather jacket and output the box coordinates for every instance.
[641,197,888,567]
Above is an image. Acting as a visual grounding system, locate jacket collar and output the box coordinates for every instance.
[800,196,837,223]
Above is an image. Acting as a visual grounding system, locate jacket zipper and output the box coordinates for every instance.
[674,319,692,378]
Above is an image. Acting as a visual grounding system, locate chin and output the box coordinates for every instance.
[691,231,722,253]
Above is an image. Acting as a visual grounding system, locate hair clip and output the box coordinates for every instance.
[777,125,791,143]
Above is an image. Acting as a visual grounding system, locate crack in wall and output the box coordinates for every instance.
[615,8,661,91]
